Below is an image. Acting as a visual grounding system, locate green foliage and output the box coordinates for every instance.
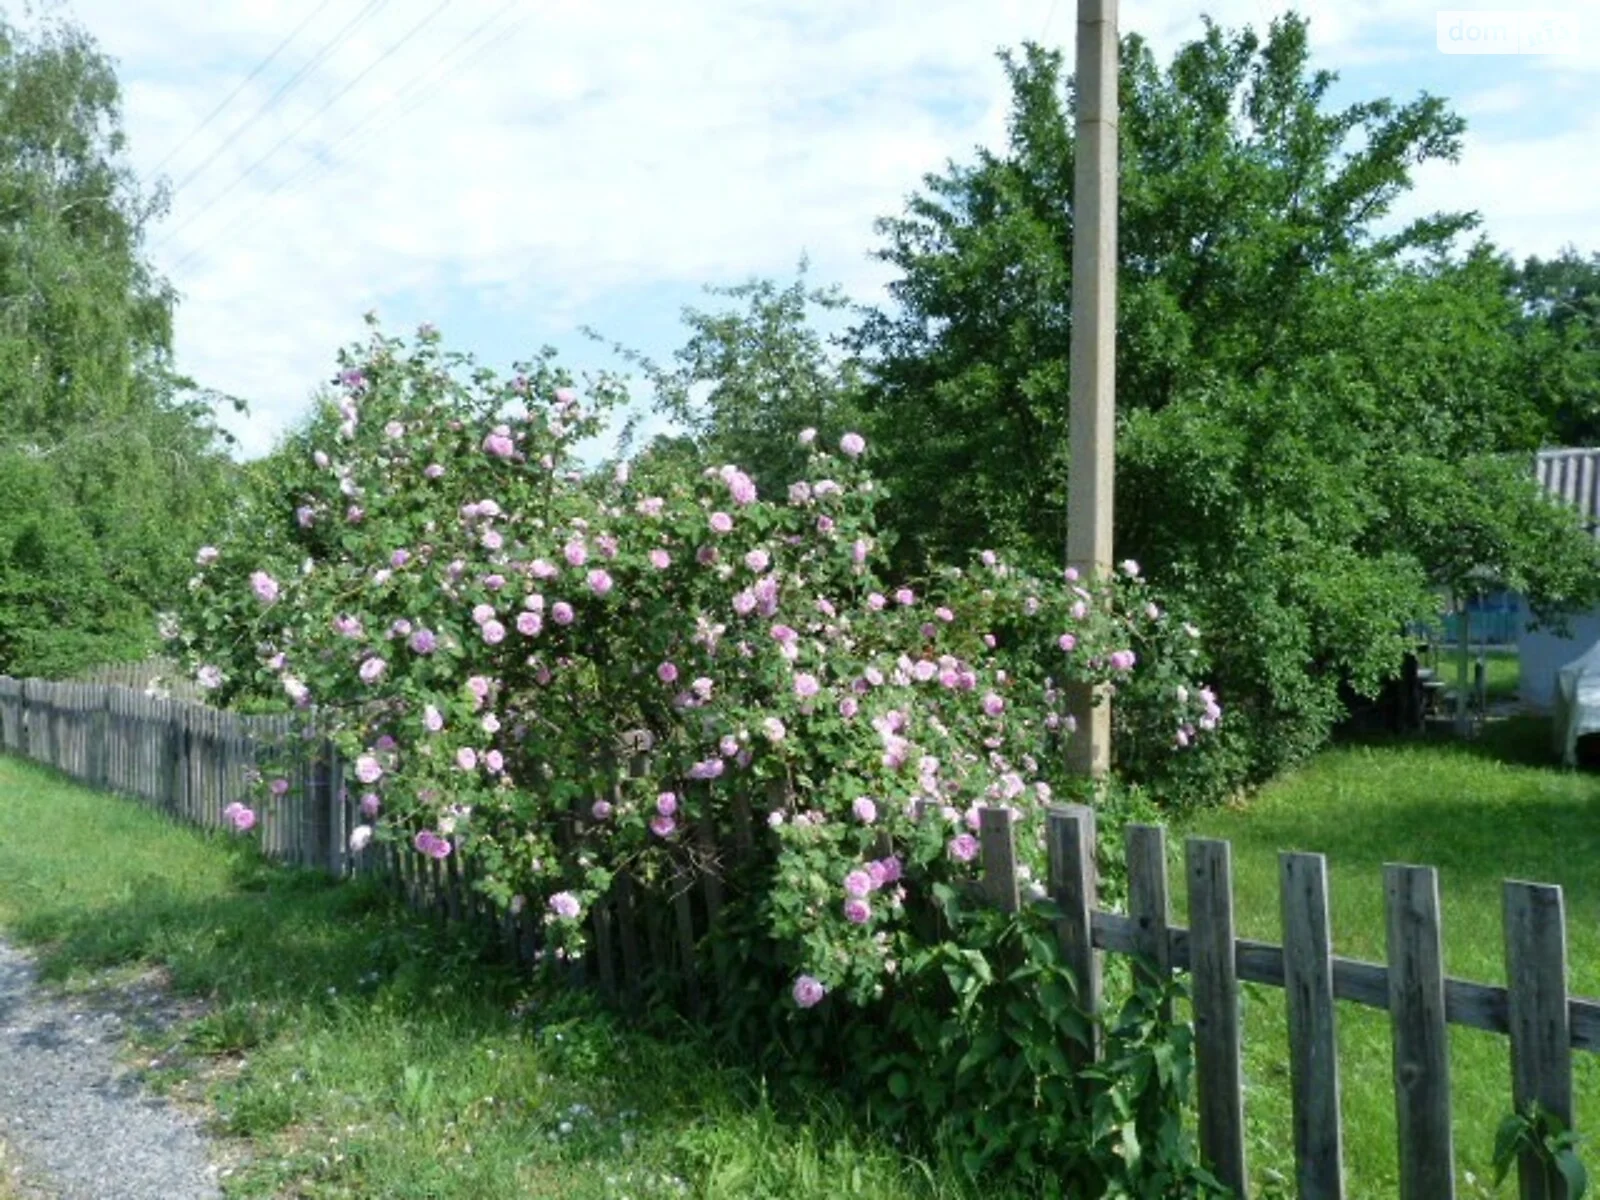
[0,15,237,678]
[855,894,1227,1197]
[595,257,866,496]
[1494,1102,1588,1199]
[844,15,1600,791]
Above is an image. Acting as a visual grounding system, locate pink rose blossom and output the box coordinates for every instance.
[649,549,671,570]
[839,432,866,457]
[551,602,575,625]
[793,974,826,1008]
[948,834,980,863]
[709,511,733,534]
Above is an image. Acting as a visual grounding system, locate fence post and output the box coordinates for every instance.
[1125,824,1172,1017]
[1187,836,1247,1195]
[1385,863,1456,1200]
[1504,881,1572,1200]
[979,806,1020,912]
[1048,804,1101,1063]
[1280,852,1345,1199]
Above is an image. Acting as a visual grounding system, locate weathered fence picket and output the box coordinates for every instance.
[5,672,1600,1196]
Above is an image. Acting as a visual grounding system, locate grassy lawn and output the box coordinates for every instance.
[1183,716,1600,1197]
[1429,644,1520,706]
[0,755,964,1200]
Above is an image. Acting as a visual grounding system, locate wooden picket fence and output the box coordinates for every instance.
[0,675,1593,1197]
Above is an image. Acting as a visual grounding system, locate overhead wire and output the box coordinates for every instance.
[158,0,460,256]
[166,0,527,275]
[159,0,397,225]
[149,0,340,175]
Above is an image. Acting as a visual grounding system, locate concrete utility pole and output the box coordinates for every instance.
[1065,0,1119,778]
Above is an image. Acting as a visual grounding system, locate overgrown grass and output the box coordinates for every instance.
[1183,716,1600,1197]
[0,756,966,1199]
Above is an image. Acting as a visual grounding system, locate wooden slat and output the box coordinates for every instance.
[1048,805,1100,1063]
[615,872,643,1012]
[1280,852,1344,1199]
[1504,881,1573,1200]
[1385,863,1455,1200]
[1125,824,1172,1014]
[1187,837,1247,1195]
[979,806,1019,912]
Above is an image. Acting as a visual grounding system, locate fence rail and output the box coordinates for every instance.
[0,675,1592,1197]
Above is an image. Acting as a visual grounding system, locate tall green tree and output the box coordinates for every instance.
[848,14,1600,785]
[0,15,238,677]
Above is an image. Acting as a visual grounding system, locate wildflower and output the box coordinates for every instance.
[485,749,505,773]
[657,662,679,684]
[196,545,219,567]
[359,657,388,685]
[793,673,820,699]
[456,747,478,772]
[1059,633,1077,652]
[408,627,437,654]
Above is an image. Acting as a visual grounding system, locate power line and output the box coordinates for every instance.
[167,1,526,275]
[150,0,340,175]
[163,0,396,207]
[158,0,458,252]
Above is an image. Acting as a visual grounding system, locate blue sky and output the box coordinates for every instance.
[36,0,1600,459]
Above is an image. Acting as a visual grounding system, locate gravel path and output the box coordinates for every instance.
[0,940,222,1200]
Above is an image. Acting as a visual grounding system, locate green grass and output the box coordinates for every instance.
[1183,717,1600,1197]
[0,756,966,1200]
[1430,644,1520,705]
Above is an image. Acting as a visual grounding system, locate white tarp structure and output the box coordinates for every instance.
[1554,640,1600,765]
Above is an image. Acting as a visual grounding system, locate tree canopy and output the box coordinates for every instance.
[0,15,237,676]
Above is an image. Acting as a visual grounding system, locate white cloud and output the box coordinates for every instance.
[26,0,1600,458]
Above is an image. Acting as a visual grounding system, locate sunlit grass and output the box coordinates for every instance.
[0,756,965,1200]
[1184,717,1599,1197]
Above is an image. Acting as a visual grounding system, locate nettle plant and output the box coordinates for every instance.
[174,319,1223,1011]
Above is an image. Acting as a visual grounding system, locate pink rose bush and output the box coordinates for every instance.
[175,319,1220,1009]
